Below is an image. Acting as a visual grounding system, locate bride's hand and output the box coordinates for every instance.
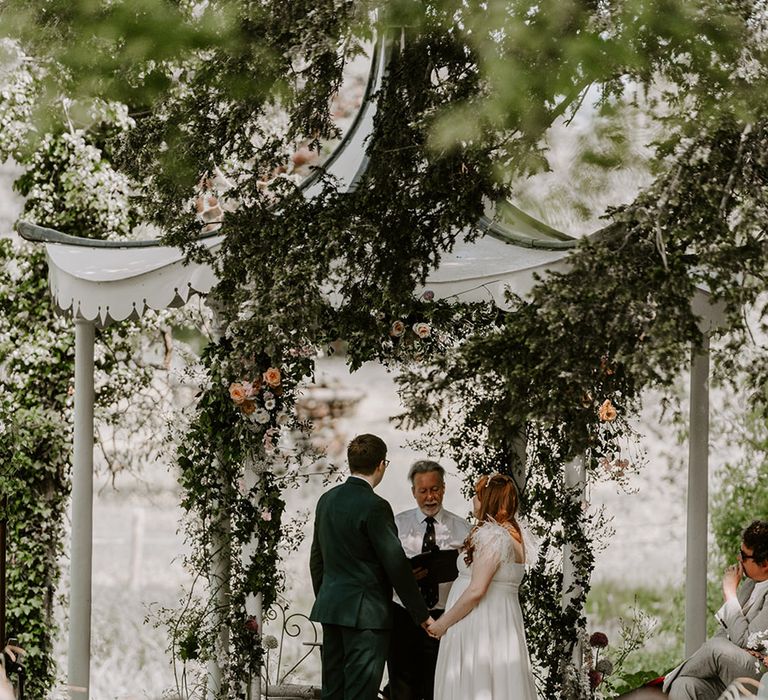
[427,620,446,639]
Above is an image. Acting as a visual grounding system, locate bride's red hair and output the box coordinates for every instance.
[463,473,521,566]
[474,473,519,526]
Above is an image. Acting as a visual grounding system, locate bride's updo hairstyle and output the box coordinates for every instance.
[464,473,520,566]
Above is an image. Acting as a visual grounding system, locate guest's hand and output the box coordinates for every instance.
[420,616,435,632]
[746,649,768,667]
[427,619,446,639]
[413,566,429,581]
[722,563,742,601]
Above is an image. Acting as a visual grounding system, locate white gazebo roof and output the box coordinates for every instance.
[17,218,577,325]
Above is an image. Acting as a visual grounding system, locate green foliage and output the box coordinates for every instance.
[14,130,136,238]
[4,0,768,698]
[586,582,685,696]
[167,337,315,697]
[711,409,768,566]
[0,240,74,698]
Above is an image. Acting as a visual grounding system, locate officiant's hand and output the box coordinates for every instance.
[413,566,428,581]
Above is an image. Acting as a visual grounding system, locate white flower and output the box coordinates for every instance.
[747,630,768,652]
[252,408,270,424]
[412,322,431,339]
[264,398,276,411]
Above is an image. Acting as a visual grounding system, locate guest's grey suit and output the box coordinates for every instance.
[664,579,768,699]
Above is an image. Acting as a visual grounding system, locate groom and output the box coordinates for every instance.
[310,434,433,700]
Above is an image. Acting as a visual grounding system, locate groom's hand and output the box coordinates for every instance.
[421,616,435,632]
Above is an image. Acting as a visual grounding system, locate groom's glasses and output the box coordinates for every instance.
[739,548,755,561]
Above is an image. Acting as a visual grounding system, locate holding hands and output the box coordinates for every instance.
[426,618,446,639]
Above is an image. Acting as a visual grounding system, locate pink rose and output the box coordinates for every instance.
[260,509,272,522]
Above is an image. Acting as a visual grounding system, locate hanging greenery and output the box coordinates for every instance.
[0,39,196,699]
[3,0,768,698]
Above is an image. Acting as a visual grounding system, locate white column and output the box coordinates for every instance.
[563,456,586,668]
[685,334,710,657]
[207,506,231,700]
[68,318,95,700]
[205,298,232,700]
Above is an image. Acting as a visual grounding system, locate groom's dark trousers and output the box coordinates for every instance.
[310,477,429,700]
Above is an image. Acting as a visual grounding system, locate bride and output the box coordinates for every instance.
[427,473,538,700]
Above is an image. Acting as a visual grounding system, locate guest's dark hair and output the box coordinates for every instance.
[743,520,768,564]
[407,460,445,485]
[347,434,387,475]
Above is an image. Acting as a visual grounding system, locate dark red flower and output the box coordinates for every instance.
[589,669,604,690]
[245,616,260,633]
[589,631,609,648]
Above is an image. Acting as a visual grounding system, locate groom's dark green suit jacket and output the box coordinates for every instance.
[310,477,429,629]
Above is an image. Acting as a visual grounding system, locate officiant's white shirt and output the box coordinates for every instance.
[392,506,471,611]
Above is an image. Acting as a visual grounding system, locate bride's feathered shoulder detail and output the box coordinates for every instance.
[472,517,540,567]
[472,519,517,564]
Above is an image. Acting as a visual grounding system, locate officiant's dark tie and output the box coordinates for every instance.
[421,516,439,609]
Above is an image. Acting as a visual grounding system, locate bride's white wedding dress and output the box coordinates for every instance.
[434,521,538,700]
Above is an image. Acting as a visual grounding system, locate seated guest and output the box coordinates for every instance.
[663,520,768,700]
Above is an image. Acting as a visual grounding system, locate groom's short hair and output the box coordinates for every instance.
[348,434,387,475]
[743,520,768,564]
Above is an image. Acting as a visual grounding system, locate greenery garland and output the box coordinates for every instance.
[169,335,315,695]
[3,1,768,698]
[0,44,192,697]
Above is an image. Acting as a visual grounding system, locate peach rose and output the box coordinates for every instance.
[597,399,617,422]
[390,321,405,337]
[263,367,282,387]
[241,400,256,415]
[229,383,247,404]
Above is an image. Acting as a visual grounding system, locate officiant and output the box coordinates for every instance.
[384,461,471,700]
